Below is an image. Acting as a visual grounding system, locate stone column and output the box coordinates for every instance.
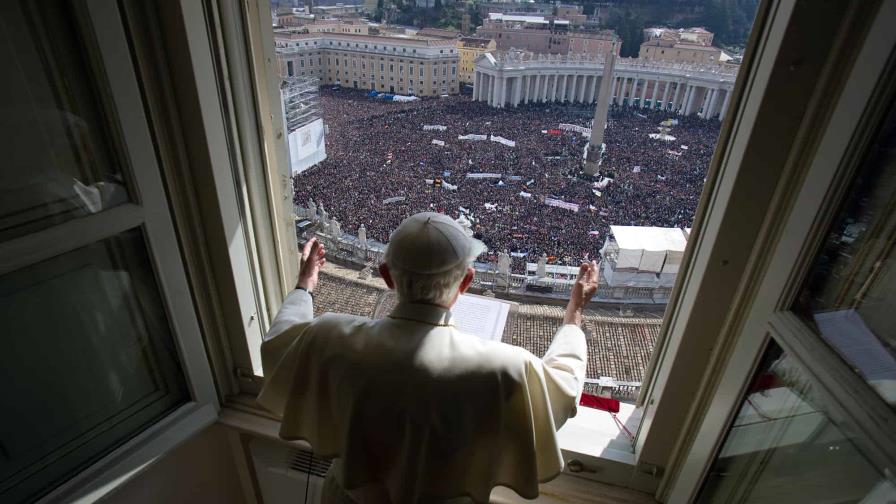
[719,89,732,119]
[639,79,649,108]
[473,71,480,101]
[578,75,587,103]
[522,75,529,104]
[488,74,496,106]
[512,76,522,107]
[682,85,693,115]
[551,74,559,102]
[612,76,620,104]
[671,81,683,112]
[623,77,632,105]
[661,80,671,110]
[650,80,660,109]
[498,77,507,107]
[704,88,718,119]
[588,75,598,103]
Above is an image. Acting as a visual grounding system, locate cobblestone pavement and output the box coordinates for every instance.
[314,264,662,385]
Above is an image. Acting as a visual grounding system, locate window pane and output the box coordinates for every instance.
[793,99,896,408]
[0,229,189,503]
[0,1,131,243]
[697,341,885,503]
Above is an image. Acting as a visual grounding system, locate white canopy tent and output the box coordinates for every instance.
[605,226,688,275]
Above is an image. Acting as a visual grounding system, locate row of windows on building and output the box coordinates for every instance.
[278,39,456,55]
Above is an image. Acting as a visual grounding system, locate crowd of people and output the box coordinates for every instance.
[293,88,721,272]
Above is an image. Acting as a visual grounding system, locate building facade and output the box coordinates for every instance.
[639,27,723,65]
[275,32,460,96]
[472,50,737,119]
[476,14,620,58]
[457,37,497,84]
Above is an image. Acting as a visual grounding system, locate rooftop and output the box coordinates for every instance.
[314,263,663,390]
[609,226,688,253]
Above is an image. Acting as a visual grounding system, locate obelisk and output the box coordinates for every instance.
[583,51,617,176]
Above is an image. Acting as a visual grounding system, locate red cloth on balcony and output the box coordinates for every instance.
[579,393,620,413]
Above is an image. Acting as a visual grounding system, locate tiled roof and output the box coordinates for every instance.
[314,265,662,384]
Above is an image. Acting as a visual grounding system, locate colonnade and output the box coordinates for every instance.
[473,52,736,119]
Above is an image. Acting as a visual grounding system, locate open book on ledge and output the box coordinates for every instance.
[372,291,515,342]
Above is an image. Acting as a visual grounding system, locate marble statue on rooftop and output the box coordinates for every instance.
[537,253,547,278]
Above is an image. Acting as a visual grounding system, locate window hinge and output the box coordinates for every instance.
[236,367,262,383]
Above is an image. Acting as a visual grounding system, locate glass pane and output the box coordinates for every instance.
[0,229,189,503]
[697,341,886,503]
[0,1,131,242]
[793,99,896,408]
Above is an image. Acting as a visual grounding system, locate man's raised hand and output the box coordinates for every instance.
[297,237,326,293]
[564,260,599,326]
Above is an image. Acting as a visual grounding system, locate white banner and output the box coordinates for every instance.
[383,196,406,204]
[431,139,445,146]
[519,191,532,198]
[559,123,592,137]
[423,125,447,131]
[544,197,580,213]
[458,134,488,141]
[489,135,516,148]
[466,173,503,179]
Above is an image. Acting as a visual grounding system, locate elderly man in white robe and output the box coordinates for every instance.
[258,212,598,504]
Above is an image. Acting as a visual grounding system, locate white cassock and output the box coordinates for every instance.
[257,290,587,504]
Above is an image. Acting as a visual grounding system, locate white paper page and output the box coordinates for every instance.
[451,294,510,342]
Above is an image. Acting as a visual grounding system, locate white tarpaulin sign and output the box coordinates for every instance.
[458,134,488,141]
[443,181,458,191]
[510,251,528,258]
[423,125,447,131]
[519,191,532,198]
[559,123,592,137]
[383,196,406,204]
[649,133,676,141]
[431,139,446,146]
[392,95,419,102]
[484,203,498,210]
[489,135,516,148]
[466,173,503,179]
[544,198,580,213]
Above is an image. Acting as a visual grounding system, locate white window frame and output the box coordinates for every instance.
[4,1,219,502]
[666,2,896,501]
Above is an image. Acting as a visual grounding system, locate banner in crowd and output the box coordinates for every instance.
[519,191,532,199]
[442,181,458,191]
[423,125,447,131]
[383,196,406,204]
[484,203,498,210]
[546,129,563,135]
[431,139,446,146]
[558,123,592,137]
[594,177,613,189]
[649,133,676,142]
[544,197,580,213]
[489,135,516,148]
[466,173,503,179]
[458,134,488,141]
[510,251,528,258]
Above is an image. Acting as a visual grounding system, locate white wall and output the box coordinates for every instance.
[101,425,250,504]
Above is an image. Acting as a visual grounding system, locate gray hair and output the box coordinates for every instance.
[384,256,471,306]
